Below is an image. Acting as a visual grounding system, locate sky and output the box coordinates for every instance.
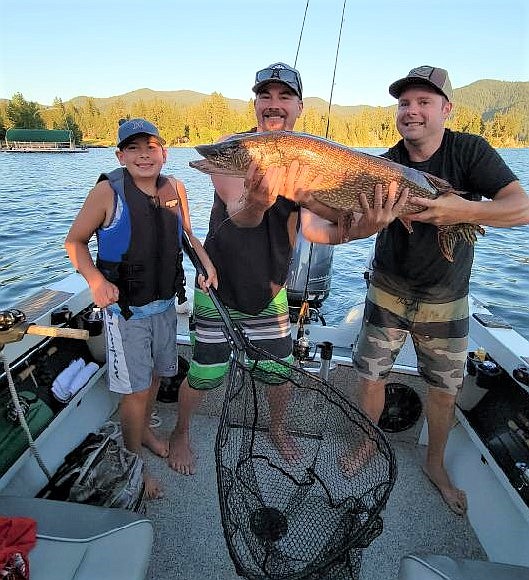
[1,0,528,108]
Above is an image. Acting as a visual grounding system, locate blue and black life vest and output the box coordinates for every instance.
[95,168,186,319]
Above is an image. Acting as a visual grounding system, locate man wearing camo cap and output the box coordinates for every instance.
[349,65,529,515]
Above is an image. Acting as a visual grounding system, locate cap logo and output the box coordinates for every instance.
[130,120,148,130]
[409,66,435,79]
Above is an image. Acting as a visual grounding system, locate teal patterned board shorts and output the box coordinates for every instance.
[187,288,294,391]
[353,284,469,395]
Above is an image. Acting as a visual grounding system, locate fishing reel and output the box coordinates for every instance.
[0,309,29,350]
[0,309,26,332]
[293,334,311,362]
[293,301,312,363]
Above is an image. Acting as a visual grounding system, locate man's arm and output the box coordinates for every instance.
[408,181,529,228]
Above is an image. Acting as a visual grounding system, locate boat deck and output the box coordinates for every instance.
[142,365,486,580]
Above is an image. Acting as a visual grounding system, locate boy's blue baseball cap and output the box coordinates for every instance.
[117,118,165,149]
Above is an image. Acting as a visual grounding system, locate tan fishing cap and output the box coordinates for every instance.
[389,65,453,101]
[252,62,303,99]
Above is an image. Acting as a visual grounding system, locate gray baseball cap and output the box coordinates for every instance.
[252,62,303,99]
[389,66,453,101]
[117,118,165,149]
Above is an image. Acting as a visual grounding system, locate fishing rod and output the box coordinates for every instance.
[292,0,348,361]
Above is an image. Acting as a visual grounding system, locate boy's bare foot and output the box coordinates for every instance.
[270,427,302,462]
[142,427,169,458]
[339,439,376,477]
[422,464,467,516]
[144,472,164,500]
[168,431,196,475]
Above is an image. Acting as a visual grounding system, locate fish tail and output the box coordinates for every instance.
[438,224,485,262]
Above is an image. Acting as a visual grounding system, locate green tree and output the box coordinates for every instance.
[6,93,45,128]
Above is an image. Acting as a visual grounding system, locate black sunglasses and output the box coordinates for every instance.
[255,66,302,92]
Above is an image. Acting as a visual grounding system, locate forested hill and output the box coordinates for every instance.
[63,79,528,120]
[1,79,527,147]
[54,79,529,145]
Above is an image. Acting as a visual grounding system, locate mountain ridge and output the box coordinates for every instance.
[3,79,527,119]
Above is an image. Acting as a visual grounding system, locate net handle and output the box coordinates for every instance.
[182,231,246,352]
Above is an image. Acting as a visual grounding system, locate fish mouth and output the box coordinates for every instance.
[189,159,245,177]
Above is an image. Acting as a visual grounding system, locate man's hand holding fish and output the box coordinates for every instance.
[235,158,408,244]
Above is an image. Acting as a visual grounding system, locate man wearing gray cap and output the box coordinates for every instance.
[168,62,405,475]
[350,65,529,515]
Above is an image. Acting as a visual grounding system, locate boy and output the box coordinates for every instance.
[65,118,216,498]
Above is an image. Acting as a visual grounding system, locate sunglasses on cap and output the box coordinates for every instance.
[254,64,303,97]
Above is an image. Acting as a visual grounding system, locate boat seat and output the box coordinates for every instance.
[398,554,529,580]
[0,496,153,580]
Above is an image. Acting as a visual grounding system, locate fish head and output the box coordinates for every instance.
[189,134,256,177]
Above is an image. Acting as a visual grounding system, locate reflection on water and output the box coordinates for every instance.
[0,147,528,340]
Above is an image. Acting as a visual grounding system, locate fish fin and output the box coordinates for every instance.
[399,217,414,234]
[438,224,486,262]
[423,172,470,197]
[188,159,246,178]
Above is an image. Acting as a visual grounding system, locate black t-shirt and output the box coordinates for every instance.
[371,129,517,302]
[204,192,298,315]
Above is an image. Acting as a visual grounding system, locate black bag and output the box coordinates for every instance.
[38,432,145,511]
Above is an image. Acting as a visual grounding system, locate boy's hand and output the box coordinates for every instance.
[197,265,218,293]
[90,277,119,308]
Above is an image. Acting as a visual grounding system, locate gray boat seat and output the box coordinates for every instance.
[0,496,153,580]
[398,554,529,580]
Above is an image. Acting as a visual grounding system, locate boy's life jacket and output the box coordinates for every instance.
[95,168,186,320]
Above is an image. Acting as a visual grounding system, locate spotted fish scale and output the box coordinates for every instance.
[190,131,484,261]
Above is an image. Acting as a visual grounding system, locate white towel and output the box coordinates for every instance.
[51,358,86,401]
[66,362,100,399]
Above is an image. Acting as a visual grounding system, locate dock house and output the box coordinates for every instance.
[4,129,87,153]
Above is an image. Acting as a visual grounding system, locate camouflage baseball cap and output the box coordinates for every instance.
[389,65,453,101]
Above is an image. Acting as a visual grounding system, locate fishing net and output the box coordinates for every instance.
[215,340,396,580]
[182,233,396,579]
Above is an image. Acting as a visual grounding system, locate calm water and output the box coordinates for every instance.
[1,147,528,340]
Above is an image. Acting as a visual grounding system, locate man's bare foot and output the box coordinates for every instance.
[142,427,169,458]
[168,430,196,475]
[144,472,164,500]
[339,439,376,477]
[270,427,302,462]
[422,464,467,516]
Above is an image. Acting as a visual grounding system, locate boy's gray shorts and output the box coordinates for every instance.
[104,306,178,394]
[353,285,469,395]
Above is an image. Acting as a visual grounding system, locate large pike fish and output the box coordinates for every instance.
[189,131,484,262]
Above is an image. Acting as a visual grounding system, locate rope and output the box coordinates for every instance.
[0,350,52,480]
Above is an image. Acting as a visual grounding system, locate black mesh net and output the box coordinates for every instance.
[181,234,396,579]
[215,342,397,580]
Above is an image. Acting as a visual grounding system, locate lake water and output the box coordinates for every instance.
[1,147,528,340]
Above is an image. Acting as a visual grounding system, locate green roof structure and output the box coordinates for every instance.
[6,128,73,143]
[4,128,87,153]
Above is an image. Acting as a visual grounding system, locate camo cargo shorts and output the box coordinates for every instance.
[353,284,469,395]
